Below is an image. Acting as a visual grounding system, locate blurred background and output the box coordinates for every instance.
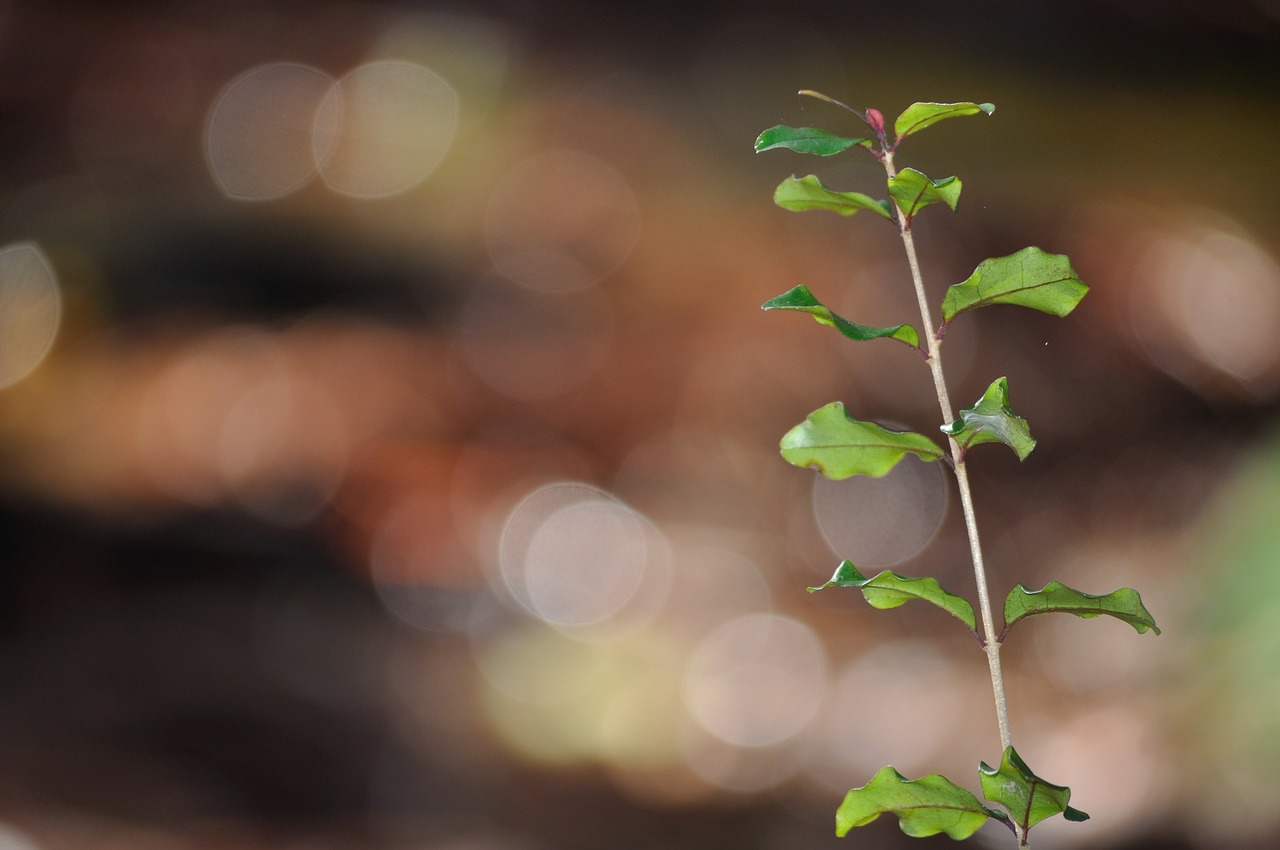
[1,1,1279,848]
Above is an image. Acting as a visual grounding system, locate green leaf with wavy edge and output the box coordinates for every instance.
[893,101,994,142]
[773,175,893,219]
[780,402,945,479]
[941,377,1036,462]
[979,747,1089,837]
[761,285,919,348]
[755,125,871,156]
[888,168,962,225]
[1003,581,1161,637]
[837,765,1003,839]
[941,247,1088,325]
[808,560,977,632]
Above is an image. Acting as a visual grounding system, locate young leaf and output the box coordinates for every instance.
[837,765,1003,839]
[761,285,920,348]
[941,377,1036,461]
[979,747,1089,837]
[808,560,977,632]
[755,125,871,156]
[887,168,962,225]
[893,101,995,142]
[780,402,946,479]
[941,247,1088,325]
[1003,581,1161,637]
[773,175,893,219]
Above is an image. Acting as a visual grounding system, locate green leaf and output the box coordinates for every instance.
[780,402,945,479]
[941,247,1088,324]
[755,125,871,156]
[773,175,893,219]
[837,765,1002,839]
[893,101,995,141]
[979,747,1089,836]
[888,168,962,225]
[808,560,977,632]
[1004,581,1161,636]
[761,285,919,348]
[941,377,1036,461]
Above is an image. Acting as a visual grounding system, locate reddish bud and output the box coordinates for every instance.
[865,107,885,136]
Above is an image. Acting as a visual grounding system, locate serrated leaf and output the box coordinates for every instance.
[780,402,945,479]
[979,747,1089,836]
[837,765,1002,839]
[755,125,871,156]
[893,101,995,141]
[773,175,893,219]
[941,247,1088,324]
[808,560,977,632]
[941,377,1036,461]
[1004,581,1161,636]
[888,167,962,225]
[761,285,919,348]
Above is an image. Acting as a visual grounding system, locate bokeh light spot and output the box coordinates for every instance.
[205,63,334,201]
[0,242,61,390]
[485,150,640,293]
[1139,217,1280,393]
[0,823,41,850]
[314,60,459,199]
[498,482,661,636]
[523,498,647,627]
[811,453,947,567]
[683,613,825,747]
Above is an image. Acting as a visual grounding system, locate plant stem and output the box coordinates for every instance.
[881,151,1014,756]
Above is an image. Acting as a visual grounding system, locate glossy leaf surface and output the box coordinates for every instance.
[888,168,962,225]
[979,747,1089,836]
[837,765,1001,839]
[755,125,870,156]
[1004,581,1161,636]
[773,175,893,219]
[941,377,1036,461]
[808,560,977,632]
[780,402,945,479]
[893,101,994,141]
[942,247,1088,324]
[761,285,919,348]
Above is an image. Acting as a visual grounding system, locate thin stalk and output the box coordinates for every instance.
[881,151,1014,756]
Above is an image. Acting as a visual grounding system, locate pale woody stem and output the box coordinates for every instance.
[881,151,1014,756]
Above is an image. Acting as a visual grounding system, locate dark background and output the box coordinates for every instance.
[1,2,1279,848]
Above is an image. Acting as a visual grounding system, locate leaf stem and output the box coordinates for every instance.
[881,150,1014,757]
